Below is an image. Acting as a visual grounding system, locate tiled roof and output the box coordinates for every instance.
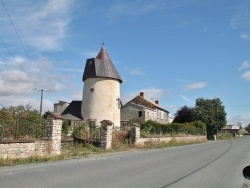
[82,45,122,83]
[125,95,169,113]
[222,125,239,130]
[61,101,83,121]
[222,126,232,130]
[100,120,113,125]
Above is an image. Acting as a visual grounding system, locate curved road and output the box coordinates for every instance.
[0,136,250,188]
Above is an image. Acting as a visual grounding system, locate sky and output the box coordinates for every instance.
[0,0,250,126]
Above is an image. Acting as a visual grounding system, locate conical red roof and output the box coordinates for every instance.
[82,45,122,83]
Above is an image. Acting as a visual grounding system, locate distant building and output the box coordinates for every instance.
[121,92,170,124]
[61,101,83,125]
[222,125,240,135]
[54,101,69,114]
[169,117,174,123]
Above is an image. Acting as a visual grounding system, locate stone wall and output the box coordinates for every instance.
[130,123,207,146]
[121,103,144,122]
[100,121,113,150]
[0,113,62,159]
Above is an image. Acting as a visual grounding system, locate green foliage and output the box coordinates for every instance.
[73,124,89,139]
[62,120,70,135]
[42,111,51,119]
[192,98,227,137]
[192,121,206,130]
[245,124,250,133]
[0,105,45,140]
[173,105,194,123]
[140,120,205,137]
[217,132,232,140]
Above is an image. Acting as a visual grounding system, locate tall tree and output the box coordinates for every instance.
[245,124,250,133]
[193,98,227,138]
[173,105,194,123]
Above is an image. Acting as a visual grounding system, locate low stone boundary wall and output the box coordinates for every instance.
[0,113,62,159]
[0,141,49,159]
[136,136,207,145]
[131,123,207,146]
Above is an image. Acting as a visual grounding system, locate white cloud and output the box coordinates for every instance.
[179,95,192,103]
[230,9,250,29]
[240,33,250,40]
[238,60,249,70]
[1,0,74,51]
[227,115,250,127]
[121,87,166,104]
[184,82,208,90]
[242,71,250,81]
[0,57,76,113]
[129,67,145,75]
[142,87,166,100]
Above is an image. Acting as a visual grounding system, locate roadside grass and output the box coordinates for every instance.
[217,132,243,140]
[0,138,207,167]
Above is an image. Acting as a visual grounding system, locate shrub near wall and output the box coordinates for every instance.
[141,120,206,137]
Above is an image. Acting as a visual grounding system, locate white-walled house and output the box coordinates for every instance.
[121,92,170,124]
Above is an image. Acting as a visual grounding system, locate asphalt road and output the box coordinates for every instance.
[0,136,250,188]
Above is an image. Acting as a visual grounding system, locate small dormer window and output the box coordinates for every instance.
[90,88,94,92]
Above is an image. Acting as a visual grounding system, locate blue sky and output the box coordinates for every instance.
[0,0,250,126]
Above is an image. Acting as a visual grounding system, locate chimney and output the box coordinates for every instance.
[140,92,144,98]
[155,100,159,105]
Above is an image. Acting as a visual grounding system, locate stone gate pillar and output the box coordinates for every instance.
[100,120,113,150]
[130,123,140,144]
[46,113,63,155]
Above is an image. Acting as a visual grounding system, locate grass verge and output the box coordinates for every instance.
[0,139,207,167]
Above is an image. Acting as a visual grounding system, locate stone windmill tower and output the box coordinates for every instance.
[81,44,122,127]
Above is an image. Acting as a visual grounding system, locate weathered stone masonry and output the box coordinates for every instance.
[100,120,113,150]
[0,113,62,159]
[130,123,207,145]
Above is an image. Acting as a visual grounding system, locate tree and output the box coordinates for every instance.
[0,104,41,122]
[245,124,250,133]
[42,110,51,119]
[173,106,194,123]
[192,98,227,138]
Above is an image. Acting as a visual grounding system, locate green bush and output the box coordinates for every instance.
[62,120,70,135]
[141,120,205,136]
[73,124,89,139]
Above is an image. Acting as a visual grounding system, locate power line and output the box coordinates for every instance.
[0,38,25,71]
[0,56,12,71]
[1,0,31,63]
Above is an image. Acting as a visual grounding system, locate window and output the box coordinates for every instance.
[139,111,142,118]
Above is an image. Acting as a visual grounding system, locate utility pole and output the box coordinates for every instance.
[33,88,50,117]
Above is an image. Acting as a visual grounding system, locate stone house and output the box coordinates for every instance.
[61,101,83,125]
[59,101,83,135]
[121,92,170,124]
[222,125,240,135]
[54,100,70,115]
